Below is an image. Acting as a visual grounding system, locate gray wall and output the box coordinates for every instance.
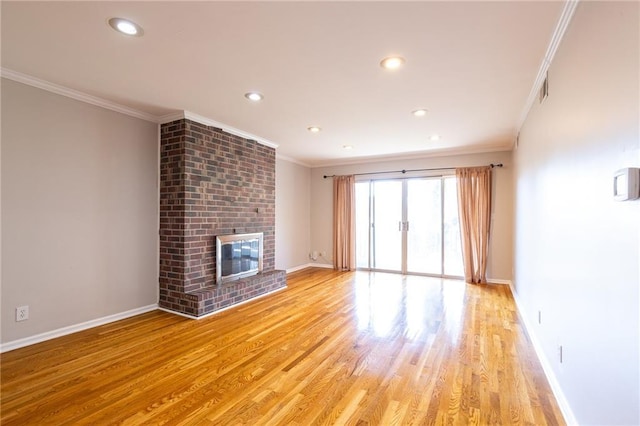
[513,2,639,424]
[310,151,514,281]
[1,79,159,343]
[275,158,311,271]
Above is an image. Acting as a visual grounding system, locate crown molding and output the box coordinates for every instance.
[1,67,158,123]
[516,0,579,131]
[156,111,184,124]
[184,111,279,149]
[310,143,512,168]
[276,153,312,168]
[158,110,279,150]
[1,68,279,151]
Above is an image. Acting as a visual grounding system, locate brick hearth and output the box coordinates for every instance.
[159,117,286,317]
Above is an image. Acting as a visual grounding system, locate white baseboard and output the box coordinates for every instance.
[285,263,333,273]
[509,283,578,425]
[159,286,287,320]
[288,265,507,279]
[488,278,512,285]
[3,286,290,351]
[0,304,158,353]
[285,263,314,273]
[309,262,333,269]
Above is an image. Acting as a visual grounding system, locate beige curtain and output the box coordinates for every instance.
[333,175,356,271]
[456,167,492,284]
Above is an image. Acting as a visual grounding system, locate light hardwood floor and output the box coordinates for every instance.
[1,268,565,425]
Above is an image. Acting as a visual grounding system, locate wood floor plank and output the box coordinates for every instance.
[1,268,565,425]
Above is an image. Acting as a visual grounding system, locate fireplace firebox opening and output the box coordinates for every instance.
[216,232,263,284]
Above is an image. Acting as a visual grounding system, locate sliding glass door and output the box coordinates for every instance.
[442,178,464,276]
[355,176,463,277]
[373,180,403,271]
[406,178,442,274]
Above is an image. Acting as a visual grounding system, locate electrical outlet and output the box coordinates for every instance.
[16,306,29,322]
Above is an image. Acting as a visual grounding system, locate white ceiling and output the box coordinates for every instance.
[1,1,566,167]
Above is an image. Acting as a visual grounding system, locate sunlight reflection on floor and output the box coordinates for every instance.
[354,271,467,342]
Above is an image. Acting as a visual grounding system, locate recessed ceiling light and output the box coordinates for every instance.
[380,56,405,70]
[244,92,264,102]
[342,145,353,150]
[307,126,321,133]
[412,109,428,117]
[108,18,143,37]
[429,134,441,141]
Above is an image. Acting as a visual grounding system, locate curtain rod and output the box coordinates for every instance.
[322,163,503,179]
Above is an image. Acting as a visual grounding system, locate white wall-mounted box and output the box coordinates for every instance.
[613,168,640,201]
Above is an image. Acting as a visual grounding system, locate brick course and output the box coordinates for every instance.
[159,118,286,317]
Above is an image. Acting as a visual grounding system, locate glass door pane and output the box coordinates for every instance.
[372,180,402,271]
[407,178,442,274]
[355,182,371,268]
[443,177,464,276]
[354,175,463,278]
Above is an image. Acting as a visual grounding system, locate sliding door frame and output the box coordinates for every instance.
[356,174,462,280]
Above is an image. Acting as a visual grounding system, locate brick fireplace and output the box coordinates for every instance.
[159,117,286,317]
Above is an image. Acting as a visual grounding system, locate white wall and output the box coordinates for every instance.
[513,2,639,424]
[310,151,513,281]
[275,157,311,271]
[1,79,159,344]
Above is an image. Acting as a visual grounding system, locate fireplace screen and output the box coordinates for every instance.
[216,232,263,284]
